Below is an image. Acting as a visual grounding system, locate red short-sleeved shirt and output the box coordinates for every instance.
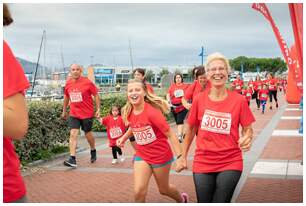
[254,80,263,91]
[184,80,211,101]
[3,40,30,202]
[145,81,154,94]
[64,76,98,119]
[168,83,189,113]
[267,78,277,91]
[187,89,255,173]
[231,79,244,93]
[128,103,173,164]
[258,89,269,101]
[242,88,253,101]
[100,115,127,147]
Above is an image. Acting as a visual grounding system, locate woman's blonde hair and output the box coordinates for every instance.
[121,79,170,124]
[205,52,231,73]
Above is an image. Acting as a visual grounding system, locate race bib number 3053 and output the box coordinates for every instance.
[70,92,83,103]
[201,110,232,135]
[132,126,157,145]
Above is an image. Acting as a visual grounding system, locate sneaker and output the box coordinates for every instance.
[269,106,272,110]
[120,156,125,162]
[112,159,118,164]
[181,192,189,203]
[178,134,183,143]
[276,103,279,108]
[64,156,77,168]
[90,149,97,163]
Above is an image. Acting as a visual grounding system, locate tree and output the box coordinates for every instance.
[145,69,154,83]
[159,68,170,78]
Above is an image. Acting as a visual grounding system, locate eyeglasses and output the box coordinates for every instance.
[208,67,226,72]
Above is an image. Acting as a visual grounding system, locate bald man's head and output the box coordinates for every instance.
[70,64,82,79]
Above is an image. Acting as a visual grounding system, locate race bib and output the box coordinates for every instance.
[132,126,157,145]
[257,86,262,90]
[174,89,184,98]
[110,127,123,139]
[261,93,267,98]
[201,110,232,135]
[269,85,275,90]
[236,85,241,90]
[249,84,253,87]
[246,93,251,97]
[69,92,83,103]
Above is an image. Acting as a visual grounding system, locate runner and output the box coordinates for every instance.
[258,84,269,114]
[242,85,253,106]
[117,79,188,203]
[61,64,100,168]
[133,68,154,94]
[266,72,279,110]
[98,105,126,164]
[166,73,189,143]
[182,66,209,110]
[253,75,263,110]
[231,74,244,94]
[3,4,30,202]
[176,52,255,203]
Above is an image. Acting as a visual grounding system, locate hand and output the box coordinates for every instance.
[95,109,100,118]
[61,111,68,120]
[238,134,253,152]
[116,137,125,148]
[175,157,187,173]
[186,103,191,110]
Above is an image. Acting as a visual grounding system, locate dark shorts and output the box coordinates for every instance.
[68,116,93,133]
[172,109,188,125]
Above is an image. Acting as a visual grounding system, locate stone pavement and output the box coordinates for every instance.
[22,93,303,203]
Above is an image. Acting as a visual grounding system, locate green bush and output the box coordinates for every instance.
[14,101,70,164]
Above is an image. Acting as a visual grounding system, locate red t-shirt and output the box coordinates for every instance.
[128,103,173,164]
[3,40,30,202]
[168,83,189,113]
[248,81,254,89]
[253,80,263,91]
[267,78,277,91]
[242,88,253,101]
[184,80,211,101]
[64,76,98,119]
[100,115,127,147]
[187,90,255,173]
[145,81,154,94]
[258,89,269,101]
[231,79,244,93]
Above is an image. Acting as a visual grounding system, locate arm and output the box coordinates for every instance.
[165,128,182,157]
[61,95,70,119]
[181,97,191,110]
[4,93,28,139]
[94,94,101,118]
[175,123,196,172]
[238,124,253,152]
[166,93,171,104]
[116,127,133,148]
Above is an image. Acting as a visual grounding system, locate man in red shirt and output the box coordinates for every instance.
[3,4,30,202]
[61,64,101,167]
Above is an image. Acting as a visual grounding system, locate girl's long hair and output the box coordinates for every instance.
[121,79,170,124]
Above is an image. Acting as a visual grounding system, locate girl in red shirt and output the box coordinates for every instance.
[117,79,188,203]
[98,105,126,164]
[166,73,189,142]
[231,74,244,94]
[242,86,253,106]
[176,52,255,203]
[258,84,269,114]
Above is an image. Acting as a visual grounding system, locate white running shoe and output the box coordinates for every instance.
[120,156,125,162]
[112,159,118,164]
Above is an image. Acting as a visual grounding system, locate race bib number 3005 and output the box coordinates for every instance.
[132,126,157,145]
[201,109,232,135]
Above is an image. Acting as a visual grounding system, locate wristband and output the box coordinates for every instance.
[176,154,182,160]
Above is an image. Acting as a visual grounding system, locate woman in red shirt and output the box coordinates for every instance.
[253,75,263,110]
[176,52,255,203]
[266,72,279,110]
[3,4,30,202]
[133,68,154,94]
[258,84,269,114]
[117,79,188,203]
[166,73,189,143]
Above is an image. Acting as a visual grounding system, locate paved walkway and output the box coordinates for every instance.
[22,93,303,203]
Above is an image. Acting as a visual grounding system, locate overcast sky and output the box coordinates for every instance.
[3,3,295,69]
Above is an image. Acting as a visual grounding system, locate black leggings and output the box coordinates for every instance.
[253,91,260,108]
[269,90,278,103]
[193,170,242,203]
[111,146,122,159]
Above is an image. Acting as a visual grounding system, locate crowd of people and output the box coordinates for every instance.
[4,3,288,203]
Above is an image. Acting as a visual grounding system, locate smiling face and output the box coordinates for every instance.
[111,106,119,117]
[207,59,228,88]
[197,74,207,87]
[127,81,146,106]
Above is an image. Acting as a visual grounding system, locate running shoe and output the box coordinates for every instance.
[112,159,118,164]
[90,149,97,163]
[120,155,125,162]
[181,192,189,203]
[64,156,77,168]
